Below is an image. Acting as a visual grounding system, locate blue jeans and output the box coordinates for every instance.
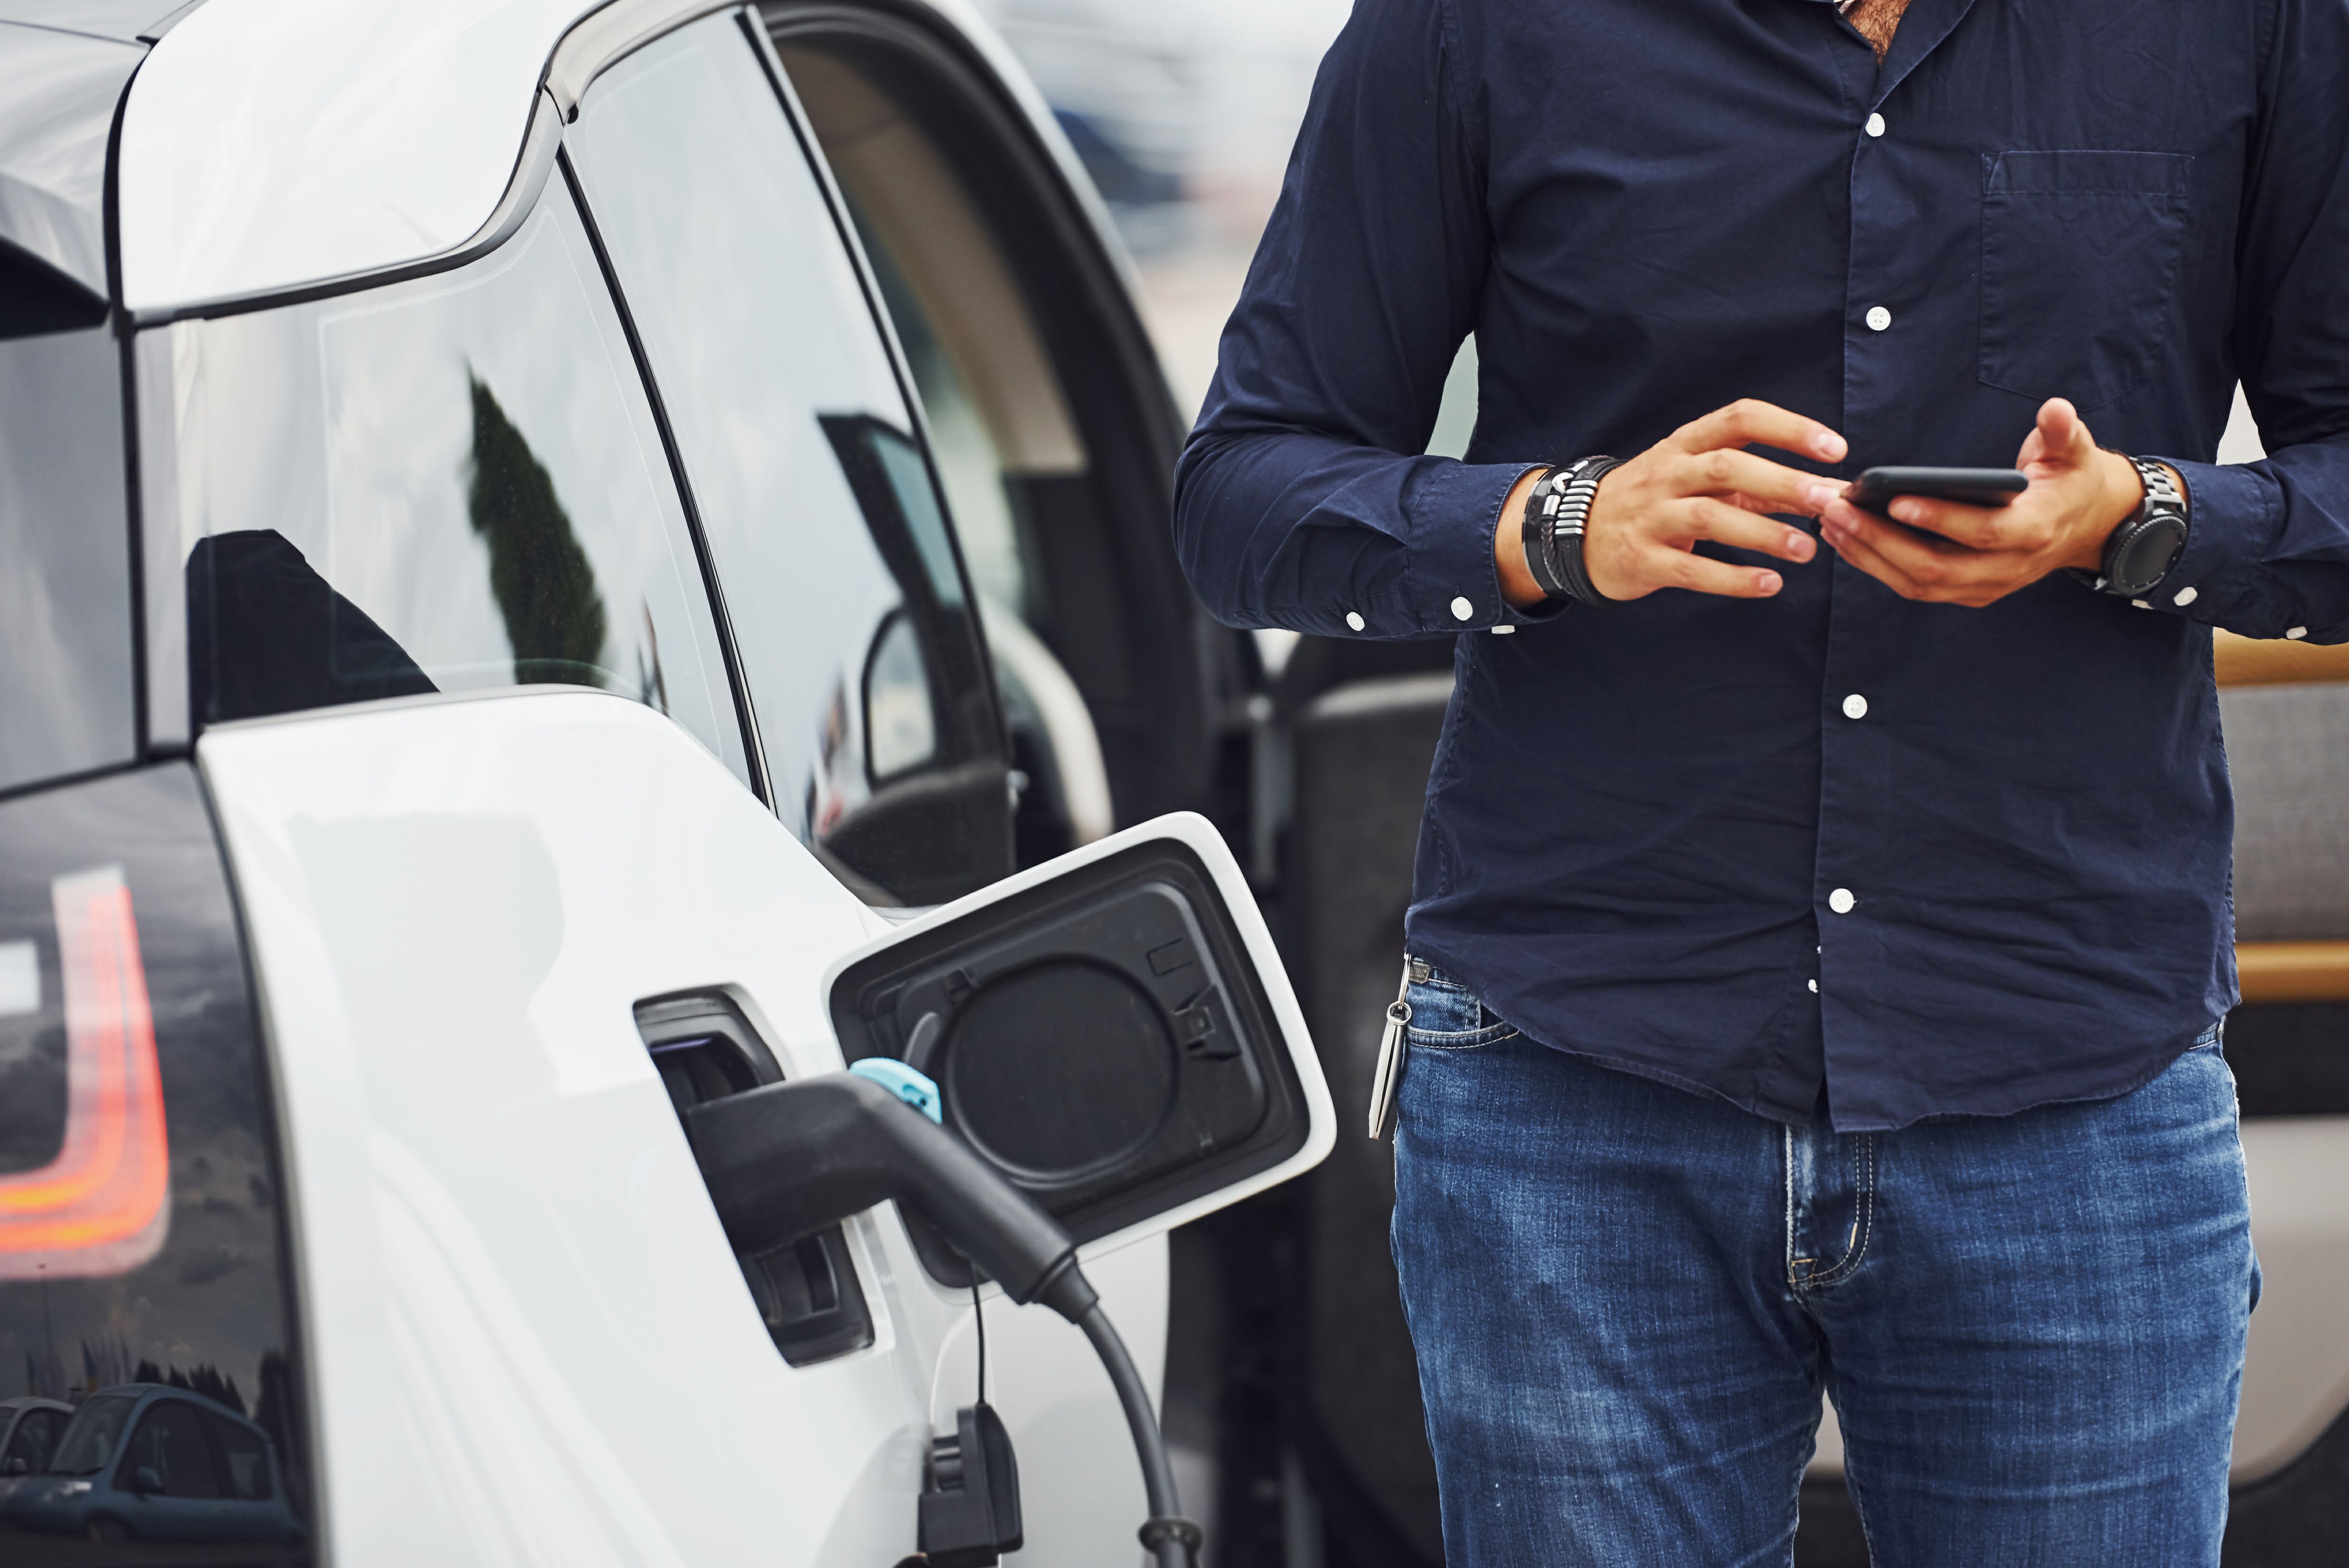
[1389,964,2256,1566]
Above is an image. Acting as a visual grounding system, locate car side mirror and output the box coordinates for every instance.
[826,812,1333,1284]
[132,1465,163,1495]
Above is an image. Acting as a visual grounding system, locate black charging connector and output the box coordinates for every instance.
[920,1401,1023,1567]
[684,1072,1200,1568]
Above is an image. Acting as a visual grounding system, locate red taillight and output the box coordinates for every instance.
[0,865,171,1278]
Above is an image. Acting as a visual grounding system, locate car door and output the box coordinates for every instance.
[761,0,1243,869]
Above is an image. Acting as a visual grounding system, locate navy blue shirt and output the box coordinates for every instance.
[1173,0,2349,1130]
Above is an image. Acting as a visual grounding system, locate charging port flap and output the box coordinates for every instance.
[827,813,1332,1285]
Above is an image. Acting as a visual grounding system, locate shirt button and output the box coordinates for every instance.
[1450,596,1475,621]
[2287,626,2309,639]
[1828,888,1856,914]
[2174,586,2198,607]
[1345,611,1365,632]
[1865,305,1892,332]
[1808,978,1820,993]
[1865,112,1886,137]
[1842,693,1868,720]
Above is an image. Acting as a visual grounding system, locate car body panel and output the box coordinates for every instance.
[117,0,1144,324]
[0,18,137,294]
[197,687,1179,1567]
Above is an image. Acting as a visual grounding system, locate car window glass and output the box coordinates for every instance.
[780,41,1120,865]
[202,1410,273,1501]
[780,47,1086,632]
[49,1394,133,1476]
[160,178,746,784]
[570,14,1010,906]
[0,267,134,794]
[120,1400,221,1498]
[4,1407,63,1471]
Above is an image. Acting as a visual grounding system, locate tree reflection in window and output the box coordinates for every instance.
[465,374,612,689]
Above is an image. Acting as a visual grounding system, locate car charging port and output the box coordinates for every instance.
[634,990,875,1366]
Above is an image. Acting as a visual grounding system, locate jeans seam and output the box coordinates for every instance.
[1840,1432,1885,1566]
[1783,1126,1799,1287]
[1797,1134,1877,1289]
[1407,1026,1520,1051]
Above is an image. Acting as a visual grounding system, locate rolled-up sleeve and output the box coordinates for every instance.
[2153,0,2349,644]
[1171,0,1537,638]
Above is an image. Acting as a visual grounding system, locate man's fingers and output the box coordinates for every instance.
[1824,506,2013,603]
[1872,494,2037,551]
[1658,547,1785,599]
[1672,398,1847,464]
[1684,497,1817,563]
[2037,397,2093,462]
[1678,449,1838,515]
[1821,521,1925,600]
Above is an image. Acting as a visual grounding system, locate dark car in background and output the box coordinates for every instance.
[2,1384,302,1545]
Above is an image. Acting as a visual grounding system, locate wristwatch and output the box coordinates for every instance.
[2093,455,2189,598]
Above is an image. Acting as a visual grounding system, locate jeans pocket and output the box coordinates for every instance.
[1403,967,1519,1050]
[1978,150,2193,411]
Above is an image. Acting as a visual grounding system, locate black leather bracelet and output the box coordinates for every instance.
[1520,466,1574,600]
[1521,457,1620,605]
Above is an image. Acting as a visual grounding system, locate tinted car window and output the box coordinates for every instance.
[0,247,134,794]
[48,1395,133,1476]
[0,766,309,1560]
[4,1407,65,1472]
[570,13,1010,906]
[158,177,747,784]
[203,1410,272,1501]
[120,1400,220,1498]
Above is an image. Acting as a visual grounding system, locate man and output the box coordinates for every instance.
[1172,0,2349,1560]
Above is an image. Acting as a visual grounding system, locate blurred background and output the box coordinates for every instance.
[969,0,1351,417]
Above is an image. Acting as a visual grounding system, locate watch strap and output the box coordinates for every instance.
[2093,454,2189,598]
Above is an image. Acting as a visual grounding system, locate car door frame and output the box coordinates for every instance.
[757,0,1248,837]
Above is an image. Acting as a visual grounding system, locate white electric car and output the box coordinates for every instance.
[0,1,1335,1563]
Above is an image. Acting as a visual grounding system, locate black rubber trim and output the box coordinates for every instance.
[556,143,772,805]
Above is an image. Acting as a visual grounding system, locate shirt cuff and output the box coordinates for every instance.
[2141,457,2290,629]
[1388,459,1562,636]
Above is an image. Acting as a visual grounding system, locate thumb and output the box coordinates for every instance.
[2036,398,2095,468]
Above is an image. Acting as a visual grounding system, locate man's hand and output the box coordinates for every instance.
[1817,398,2163,608]
[1496,399,1842,608]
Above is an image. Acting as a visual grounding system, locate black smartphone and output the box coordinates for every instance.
[1844,466,2029,513]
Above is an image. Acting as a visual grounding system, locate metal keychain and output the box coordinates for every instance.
[1367,963,1412,1141]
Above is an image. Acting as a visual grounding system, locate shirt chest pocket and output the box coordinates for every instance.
[1978,150,2195,411]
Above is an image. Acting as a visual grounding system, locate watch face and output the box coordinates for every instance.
[2113,514,2189,595]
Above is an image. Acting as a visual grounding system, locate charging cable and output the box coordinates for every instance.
[687,1068,1202,1568]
